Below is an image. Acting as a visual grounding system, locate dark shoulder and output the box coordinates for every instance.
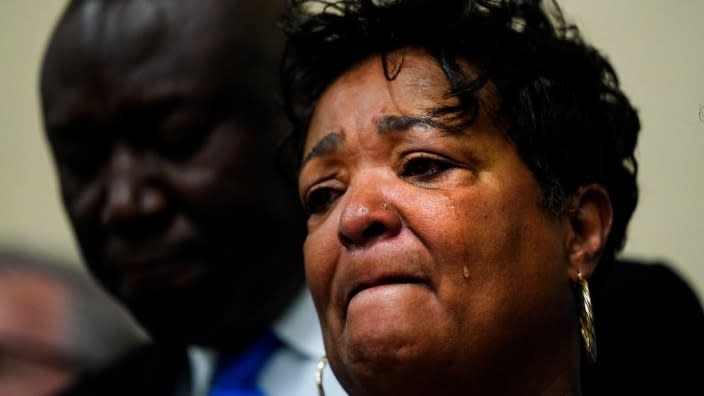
[594,259,703,316]
[592,258,703,347]
[583,258,704,396]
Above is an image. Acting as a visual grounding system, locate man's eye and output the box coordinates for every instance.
[49,127,110,180]
[305,187,341,215]
[152,109,213,161]
[400,155,454,179]
[155,124,208,161]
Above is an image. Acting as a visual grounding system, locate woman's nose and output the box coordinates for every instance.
[337,184,402,249]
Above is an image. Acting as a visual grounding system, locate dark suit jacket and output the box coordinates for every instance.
[582,259,704,396]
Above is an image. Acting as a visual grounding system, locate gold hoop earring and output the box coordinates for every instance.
[577,272,597,363]
[316,355,328,396]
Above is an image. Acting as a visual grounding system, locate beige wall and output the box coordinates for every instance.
[0,1,81,262]
[560,0,704,299]
[1,1,702,298]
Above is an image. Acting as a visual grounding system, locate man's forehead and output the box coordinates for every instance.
[43,1,233,101]
[42,0,283,127]
[55,0,186,62]
[60,0,254,42]
[54,0,275,73]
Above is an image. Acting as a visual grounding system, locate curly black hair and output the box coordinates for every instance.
[281,0,640,260]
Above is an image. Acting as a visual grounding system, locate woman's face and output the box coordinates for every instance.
[299,50,579,395]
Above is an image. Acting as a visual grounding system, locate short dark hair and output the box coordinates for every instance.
[281,0,640,260]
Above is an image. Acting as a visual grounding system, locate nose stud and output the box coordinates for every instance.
[383,202,389,210]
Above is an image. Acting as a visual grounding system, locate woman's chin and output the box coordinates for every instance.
[338,284,450,374]
[331,285,453,395]
[334,347,450,396]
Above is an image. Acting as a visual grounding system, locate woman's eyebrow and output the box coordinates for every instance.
[302,115,438,166]
[376,115,437,134]
[302,132,344,166]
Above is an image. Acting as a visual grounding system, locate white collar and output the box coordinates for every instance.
[271,287,326,359]
[187,346,217,396]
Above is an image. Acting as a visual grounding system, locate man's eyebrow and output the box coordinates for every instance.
[376,115,438,134]
[302,132,344,166]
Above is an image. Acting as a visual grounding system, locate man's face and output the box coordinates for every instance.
[41,0,304,345]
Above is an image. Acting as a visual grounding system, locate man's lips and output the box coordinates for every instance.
[103,239,207,287]
[105,234,202,267]
[121,259,206,290]
[114,250,187,269]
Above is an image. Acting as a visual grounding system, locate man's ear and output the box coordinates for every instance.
[565,184,613,281]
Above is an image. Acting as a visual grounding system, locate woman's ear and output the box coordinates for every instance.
[565,184,613,281]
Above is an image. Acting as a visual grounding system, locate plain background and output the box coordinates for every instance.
[1,0,702,299]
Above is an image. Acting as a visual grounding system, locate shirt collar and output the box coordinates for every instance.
[187,346,217,396]
[271,287,326,359]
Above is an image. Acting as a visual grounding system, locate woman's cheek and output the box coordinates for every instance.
[304,228,335,306]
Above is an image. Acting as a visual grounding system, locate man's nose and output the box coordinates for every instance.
[337,180,402,249]
[100,144,168,228]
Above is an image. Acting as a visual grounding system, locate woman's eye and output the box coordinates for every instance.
[305,187,341,215]
[400,156,454,179]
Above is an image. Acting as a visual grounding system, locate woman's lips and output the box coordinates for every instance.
[335,245,432,317]
[346,275,428,307]
[343,269,431,322]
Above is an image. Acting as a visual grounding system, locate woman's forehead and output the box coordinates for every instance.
[309,51,450,129]
[306,49,497,147]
